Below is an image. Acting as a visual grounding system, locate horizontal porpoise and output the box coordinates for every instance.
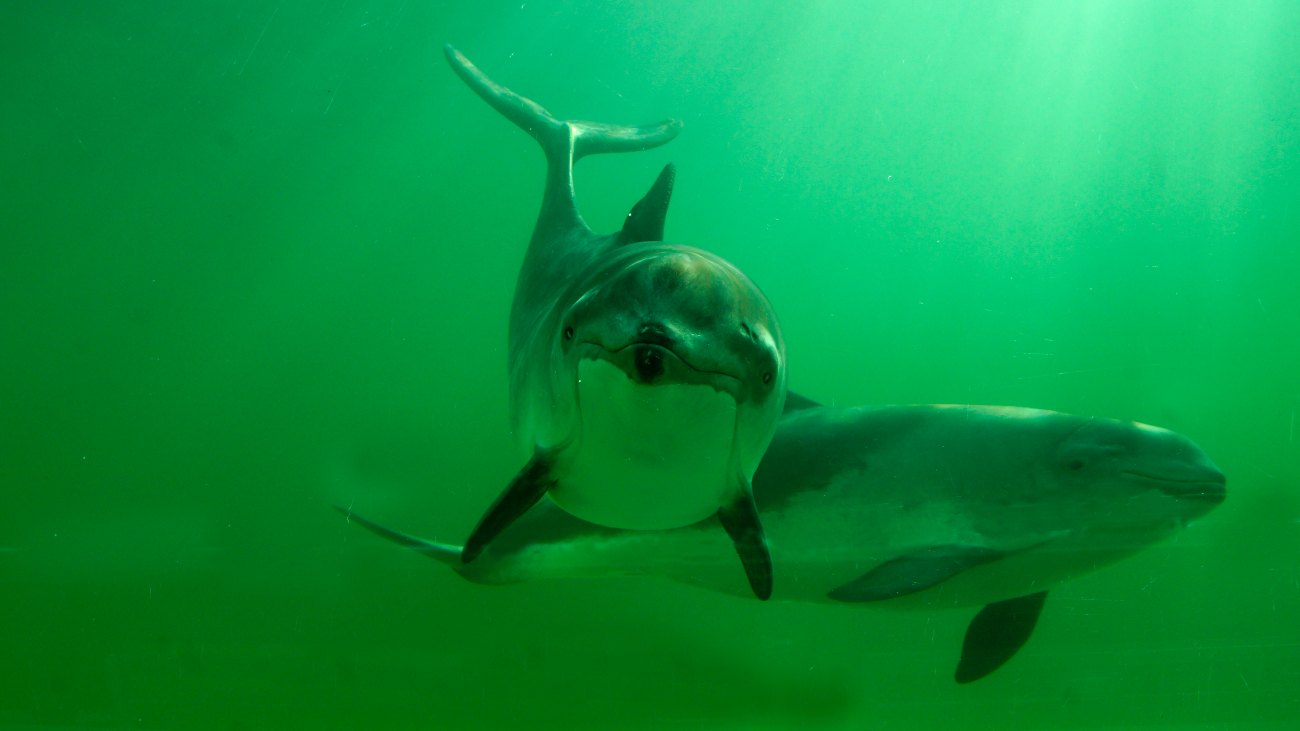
[443,46,785,599]
[339,397,1225,682]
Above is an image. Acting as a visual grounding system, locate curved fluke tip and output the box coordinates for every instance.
[443,43,562,142]
[332,505,463,566]
[571,118,683,161]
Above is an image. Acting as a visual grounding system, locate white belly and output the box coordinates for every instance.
[552,358,737,529]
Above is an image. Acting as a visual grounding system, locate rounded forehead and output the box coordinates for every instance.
[610,246,775,318]
[635,248,746,291]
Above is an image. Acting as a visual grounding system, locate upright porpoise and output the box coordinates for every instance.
[339,398,1226,682]
[442,46,786,599]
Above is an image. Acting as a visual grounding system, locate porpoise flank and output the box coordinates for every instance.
[339,398,1225,682]
[442,46,786,599]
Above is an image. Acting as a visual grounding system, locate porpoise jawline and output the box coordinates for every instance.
[581,340,744,384]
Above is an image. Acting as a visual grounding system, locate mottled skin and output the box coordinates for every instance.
[444,46,784,598]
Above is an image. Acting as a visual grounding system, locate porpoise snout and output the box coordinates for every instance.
[584,320,736,388]
[629,323,675,384]
[634,344,667,384]
[1122,432,1227,505]
[1146,462,1226,504]
[597,341,692,386]
[580,335,744,397]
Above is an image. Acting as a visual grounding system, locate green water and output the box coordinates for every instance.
[2,1,1297,728]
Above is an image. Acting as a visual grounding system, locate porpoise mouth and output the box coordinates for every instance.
[1122,470,1227,503]
[580,338,742,391]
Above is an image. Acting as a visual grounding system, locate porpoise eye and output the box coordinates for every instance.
[1068,459,1086,471]
[563,327,574,341]
[762,372,772,385]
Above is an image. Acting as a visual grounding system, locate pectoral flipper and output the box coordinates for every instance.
[462,449,558,564]
[956,591,1049,683]
[826,544,1010,602]
[718,479,773,601]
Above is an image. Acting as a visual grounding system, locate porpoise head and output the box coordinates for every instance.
[545,243,786,529]
[1048,416,1226,533]
[560,245,783,406]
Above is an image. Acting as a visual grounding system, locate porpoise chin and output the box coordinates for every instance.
[442,46,785,599]
[338,397,1226,683]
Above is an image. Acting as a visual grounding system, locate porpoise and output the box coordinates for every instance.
[339,397,1226,682]
[443,46,786,598]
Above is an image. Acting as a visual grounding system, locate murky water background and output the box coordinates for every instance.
[2,1,1297,728]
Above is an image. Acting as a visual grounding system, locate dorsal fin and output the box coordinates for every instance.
[617,163,675,245]
[782,391,821,415]
[444,45,682,240]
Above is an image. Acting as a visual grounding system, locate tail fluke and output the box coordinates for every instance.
[443,44,682,236]
[443,44,681,163]
[333,505,462,566]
